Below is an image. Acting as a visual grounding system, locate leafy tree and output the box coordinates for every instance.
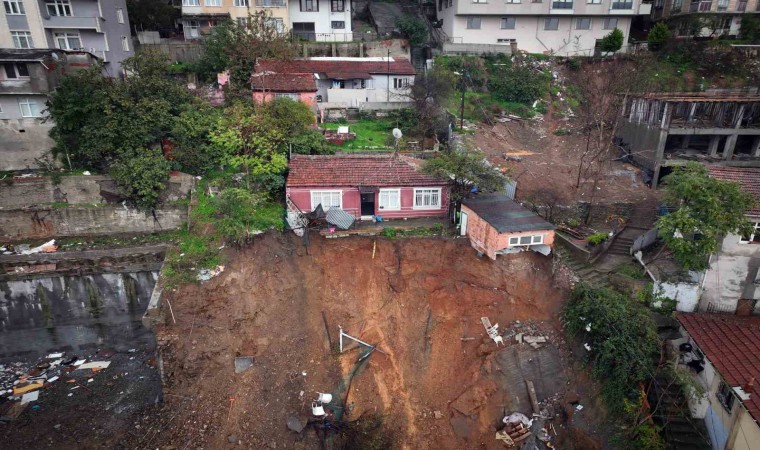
[126,0,180,33]
[422,149,507,202]
[213,188,284,243]
[600,28,624,53]
[110,148,171,210]
[121,49,193,112]
[289,130,332,155]
[647,22,671,51]
[657,162,755,270]
[195,12,296,96]
[209,102,288,176]
[489,64,549,105]
[170,103,225,174]
[396,15,429,47]
[740,14,760,42]
[263,97,316,137]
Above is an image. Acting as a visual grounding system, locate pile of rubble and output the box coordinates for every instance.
[0,350,118,422]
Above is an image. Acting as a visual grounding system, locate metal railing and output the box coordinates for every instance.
[551,1,573,7]
[611,0,633,8]
[255,0,285,6]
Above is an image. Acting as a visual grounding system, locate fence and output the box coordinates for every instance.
[139,42,203,63]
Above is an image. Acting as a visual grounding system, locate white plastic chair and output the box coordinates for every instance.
[317,392,333,404]
[311,401,326,417]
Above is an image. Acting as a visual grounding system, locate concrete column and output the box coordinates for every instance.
[723,134,739,160]
[681,135,692,149]
[708,135,721,157]
[753,136,760,157]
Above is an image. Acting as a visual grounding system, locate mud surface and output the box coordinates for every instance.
[134,234,610,449]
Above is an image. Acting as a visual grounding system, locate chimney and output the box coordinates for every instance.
[745,377,755,394]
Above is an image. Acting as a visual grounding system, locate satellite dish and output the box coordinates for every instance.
[392,128,403,139]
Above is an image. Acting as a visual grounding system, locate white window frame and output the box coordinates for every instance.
[378,189,401,211]
[4,0,25,15]
[116,8,124,23]
[603,18,618,29]
[234,0,250,6]
[121,35,130,51]
[3,62,29,78]
[236,17,248,26]
[576,17,591,29]
[587,0,601,3]
[310,190,342,211]
[508,234,544,247]
[205,0,221,5]
[18,98,40,118]
[739,222,760,244]
[505,0,522,3]
[11,31,33,49]
[473,0,488,3]
[365,78,375,89]
[54,31,82,50]
[46,0,72,16]
[274,92,299,100]
[393,77,409,89]
[413,188,441,210]
[466,17,482,29]
[182,0,200,5]
[501,17,516,29]
[331,20,345,29]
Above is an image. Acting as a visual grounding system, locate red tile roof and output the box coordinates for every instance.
[250,72,316,92]
[287,154,447,188]
[255,57,416,78]
[676,313,760,423]
[708,166,760,215]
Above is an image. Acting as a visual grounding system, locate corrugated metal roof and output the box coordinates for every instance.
[462,194,556,233]
[326,208,355,230]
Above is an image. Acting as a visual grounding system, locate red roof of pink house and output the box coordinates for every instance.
[708,166,760,215]
[676,313,760,423]
[254,57,417,78]
[287,154,446,188]
[250,72,317,92]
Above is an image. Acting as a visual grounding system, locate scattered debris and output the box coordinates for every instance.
[481,317,504,346]
[197,265,225,281]
[21,239,57,255]
[20,391,39,404]
[76,361,111,370]
[234,357,254,374]
[287,415,305,433]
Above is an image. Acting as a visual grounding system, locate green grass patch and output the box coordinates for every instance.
[322,120,395,151]
[618,263,646,280]
[382,224,445,238]
[444,91,537,123]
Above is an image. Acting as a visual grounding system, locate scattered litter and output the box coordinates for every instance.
[433,410,443,419]
[73,359,87,366]
[584,343,592,351]
[47,376,59,383]
[67,393,73,397]
[76,361,110,370]
[13,382,43,395]
[87,379,94,383]
[82,171,91,176]
[234,357,254,374]
[575,404,584,411]
[21,240,57,255]
[585,323,592,332]
[20,391,39,404]
[128,349,136,353]
[197,265,225,281]
[46,353,64,359]
[316,392,332,403]
[481,317,504,346]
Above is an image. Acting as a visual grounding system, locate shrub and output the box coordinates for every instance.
[382,227,397,238]
[647,22,671,52]
[489,65,550,105]
[396,15,428,47]
[600,28,624,53]
[587,232,609,245]
[110,147,171,210]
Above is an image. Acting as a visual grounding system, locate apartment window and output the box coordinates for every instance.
[121,36,129,51]
[311,190,342,211]
[501,17,516,29]
[552,0,573,8]
[717,382,735,413]
[300,0,318,11]
[603,18,618,29]
[587,0,601,3]
[3,63,29,78]
[473,0,488,3]
[414,188,441,209]
[379,189,401,211]
[505,0,521,3]
[18,98,40,118]
[46,0,73,16]
[182,0,200,4]
[544,17,559,30]
[717,0,728,9]
[393,77,409,88]
[508,234,544,246]
[331,21,345,29]
[115,7,125,23]
[671,0,682,10]
[11,31,33,49]
[274,93,300,100]
[205,0,221,5]
[266,17,285,33]
[576,17,591,29]
[466,17,482,29]
[3,0,25,14]
[331,0,344,11]
[54,32,82,50]
[365,78,375,89]
[739,222,760,243]
[611,0,633,8]
[234,0,250,5]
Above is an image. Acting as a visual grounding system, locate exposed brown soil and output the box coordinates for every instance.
[122,233,613,449]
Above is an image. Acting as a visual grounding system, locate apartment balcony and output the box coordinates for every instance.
[256,0,286,6]
[639,2,652,13]
[0,79,51,95]
[550,1,574,14]
[42,15,102,32]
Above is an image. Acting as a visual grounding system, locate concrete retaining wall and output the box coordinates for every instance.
[0,205,187,241]
[0,119,55,171]
[442,42,512,55]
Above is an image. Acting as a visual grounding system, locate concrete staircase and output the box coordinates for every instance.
[648,374,711,450]
[555,246,611,289]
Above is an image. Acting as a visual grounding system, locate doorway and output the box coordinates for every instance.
[360,193,375,217]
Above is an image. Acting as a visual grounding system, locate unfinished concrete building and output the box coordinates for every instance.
[617,92,760,187]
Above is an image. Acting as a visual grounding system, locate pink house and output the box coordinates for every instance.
[461,194,555,260]
[250,72,318,108]
[286,154,449,220]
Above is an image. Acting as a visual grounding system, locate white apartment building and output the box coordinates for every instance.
[288,0,352,42]
[436,0,652,55]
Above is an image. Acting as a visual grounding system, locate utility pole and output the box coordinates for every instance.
[386,49,390,102]
[459,72,466,130]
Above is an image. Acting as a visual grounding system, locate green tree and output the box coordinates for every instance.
[657,162,755,270]
[600,28,624,53]
[171,103,225,174]
[647,22,671,51]
[422,149,507,202]
[263,97,316,137]
[289,130,332,155]
[489,64,550,104]
[740,14,760,42]
[110,148,171,210]
[396,15,429,47]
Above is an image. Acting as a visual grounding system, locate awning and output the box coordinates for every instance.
[325,72,372,80]
[326,208,356,230]
[359,186,378,194]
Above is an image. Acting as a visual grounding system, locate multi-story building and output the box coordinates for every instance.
[288,0,352,42]
[0,0,134,76]
[179,0,289,40]
[651,0,759,37]
[436,0,651,55]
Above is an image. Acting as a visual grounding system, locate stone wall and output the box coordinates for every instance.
[0,120,55,171]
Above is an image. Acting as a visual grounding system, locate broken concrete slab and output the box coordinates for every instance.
[234,357,254,374]
[76,361,110,370]
[287,415,305,433]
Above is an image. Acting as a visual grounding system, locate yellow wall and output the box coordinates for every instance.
[727,407,760,450]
